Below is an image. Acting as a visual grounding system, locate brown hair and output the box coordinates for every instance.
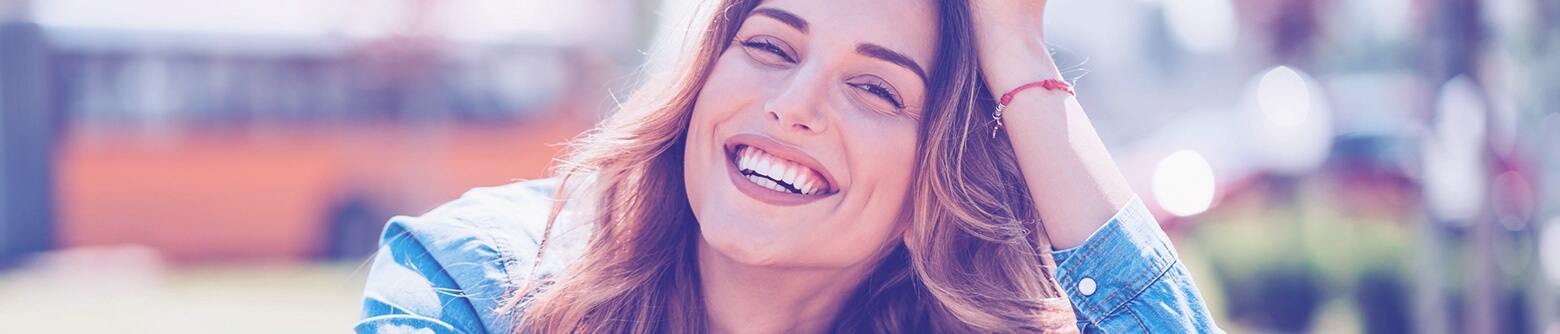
[508,0,1075,332]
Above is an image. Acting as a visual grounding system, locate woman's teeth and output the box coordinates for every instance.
[736,145,828,196]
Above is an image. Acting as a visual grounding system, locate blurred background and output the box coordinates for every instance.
[0,0,1554,332]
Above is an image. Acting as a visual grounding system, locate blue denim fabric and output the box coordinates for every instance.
[1051,196,1224,333]
[357,179,561,334]
[357,179,1221,333]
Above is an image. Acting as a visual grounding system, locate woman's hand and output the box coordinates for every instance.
[969,0,1046,35]
[967,0,1136,250]
[968,0,1053,95]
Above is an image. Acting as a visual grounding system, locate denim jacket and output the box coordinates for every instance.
[357,179,1223,333]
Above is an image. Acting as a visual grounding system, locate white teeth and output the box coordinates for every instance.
[735,145,829,195]
[746,174,784,193]
[768,179,787,193]
[779,166,795,189]
[740,147,754,168]
[762,159,780,179]
[757,175,786,193]
[793,172,813,194]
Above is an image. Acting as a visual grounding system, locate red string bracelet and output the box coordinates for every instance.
[992,79,1074,138]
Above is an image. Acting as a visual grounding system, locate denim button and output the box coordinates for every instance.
[1079,277,1097,296]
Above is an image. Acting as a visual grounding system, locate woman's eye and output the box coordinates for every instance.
[738,36,796,64]
[853,82,904,110]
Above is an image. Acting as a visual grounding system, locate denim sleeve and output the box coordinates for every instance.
[1051,196,1224,333]
[356,215,516,334]
[357,180,562,334]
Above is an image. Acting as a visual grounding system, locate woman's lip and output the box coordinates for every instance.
[722,134,840,192]
[720,134,839,207]
[725,150,833,206]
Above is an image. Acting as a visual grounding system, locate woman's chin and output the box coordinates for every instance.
[699,235,785,267]
[694,215,800,266]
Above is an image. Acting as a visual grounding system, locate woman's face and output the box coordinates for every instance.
[684,0,938,268]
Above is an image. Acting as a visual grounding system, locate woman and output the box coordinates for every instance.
[357,0,1221,332]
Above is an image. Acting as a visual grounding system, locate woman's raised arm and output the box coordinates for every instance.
[969,1,1223,332]
[969,0,1133,252]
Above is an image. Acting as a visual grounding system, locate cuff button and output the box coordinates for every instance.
[1078,277,1097,296]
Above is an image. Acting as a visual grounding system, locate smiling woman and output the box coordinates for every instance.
[357,0,1220,333]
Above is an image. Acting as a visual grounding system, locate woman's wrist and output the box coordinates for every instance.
[969,5,1057,96]
[1005,95,1134,250]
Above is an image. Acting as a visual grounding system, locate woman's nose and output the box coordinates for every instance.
[763,70,830,134]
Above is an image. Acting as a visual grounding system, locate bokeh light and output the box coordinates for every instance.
[1242,66,1333,175]
[1542,218,1560,286]
[1152,150,1217,217]
[1422,76,1488,224]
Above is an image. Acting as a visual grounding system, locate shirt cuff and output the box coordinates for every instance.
[1050,195,1180,322]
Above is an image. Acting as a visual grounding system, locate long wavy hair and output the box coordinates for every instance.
[506,0,1075,332]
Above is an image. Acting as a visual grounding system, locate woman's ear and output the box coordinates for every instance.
[895,212,919,248]
[880,224,913,261]
[895,199,917,245]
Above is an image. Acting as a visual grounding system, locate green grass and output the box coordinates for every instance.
[0,261,369,333]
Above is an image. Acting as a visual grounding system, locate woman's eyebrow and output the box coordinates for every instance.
[748,7,925,84]
[856,43,928,84]
[751,7,809,34]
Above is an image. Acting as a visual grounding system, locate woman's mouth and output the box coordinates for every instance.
[733,145,832,196]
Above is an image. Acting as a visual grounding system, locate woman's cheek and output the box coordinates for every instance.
[707,52,769,98]
[881,128,921,191]
[692,54,760,127]
[847,123,920,192]
[847,112,919,166]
